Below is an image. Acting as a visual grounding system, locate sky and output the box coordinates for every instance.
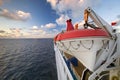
[0,0,120,38]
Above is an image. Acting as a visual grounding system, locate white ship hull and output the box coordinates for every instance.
[54,45,74,80]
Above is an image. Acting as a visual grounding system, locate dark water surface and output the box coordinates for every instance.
[0,39,57,80]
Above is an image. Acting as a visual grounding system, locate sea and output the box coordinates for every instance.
[0,38,57,80]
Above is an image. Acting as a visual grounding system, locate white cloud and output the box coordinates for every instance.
[0,27,57,38]
[53,29,58,32]
[47,0,101,18]
[40,25,44,28]
[47,0,58,9]
[30,26,45,33]
[0,29,22,38]
[47,0,102,36]
[0,9,31,21]
[56,14,69,25]
[0,30,7,37]
[45,23,56,28]
[16,10,31,20]
[9,28,22,37]
[29,25,58,38]
[30,26,40,33]
[0,25,57,38]
[32,26,38,30]
[40,23,56,29]
[0,30,5,33]
[28,29,54,38]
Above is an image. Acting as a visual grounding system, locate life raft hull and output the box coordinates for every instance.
[54,29,110,71]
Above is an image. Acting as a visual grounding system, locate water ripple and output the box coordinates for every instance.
[0,39,57,80]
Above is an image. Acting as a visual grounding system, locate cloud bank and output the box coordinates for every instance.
[56,14,69,25]
[46,0,102,37]
[44,23,56,28]
[0,9,31,21]
[0,30,5,33]
[47,0,101,27]
[47,0,101,18]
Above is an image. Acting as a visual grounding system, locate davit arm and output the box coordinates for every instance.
[84,7,116,39]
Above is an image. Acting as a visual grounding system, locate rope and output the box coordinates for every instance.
[59,41,71,51]
[80,40,94,50]
[58,40,94,51]
[69,41,80,50]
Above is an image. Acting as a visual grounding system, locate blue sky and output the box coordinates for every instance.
[0,0,120,38]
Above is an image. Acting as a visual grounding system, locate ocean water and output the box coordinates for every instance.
[0,39,57,80]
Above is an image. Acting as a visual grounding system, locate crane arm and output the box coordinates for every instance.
[84,7,116,38]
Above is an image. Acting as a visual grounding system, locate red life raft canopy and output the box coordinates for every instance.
[54,29,109,41]
[54,19,109,42]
